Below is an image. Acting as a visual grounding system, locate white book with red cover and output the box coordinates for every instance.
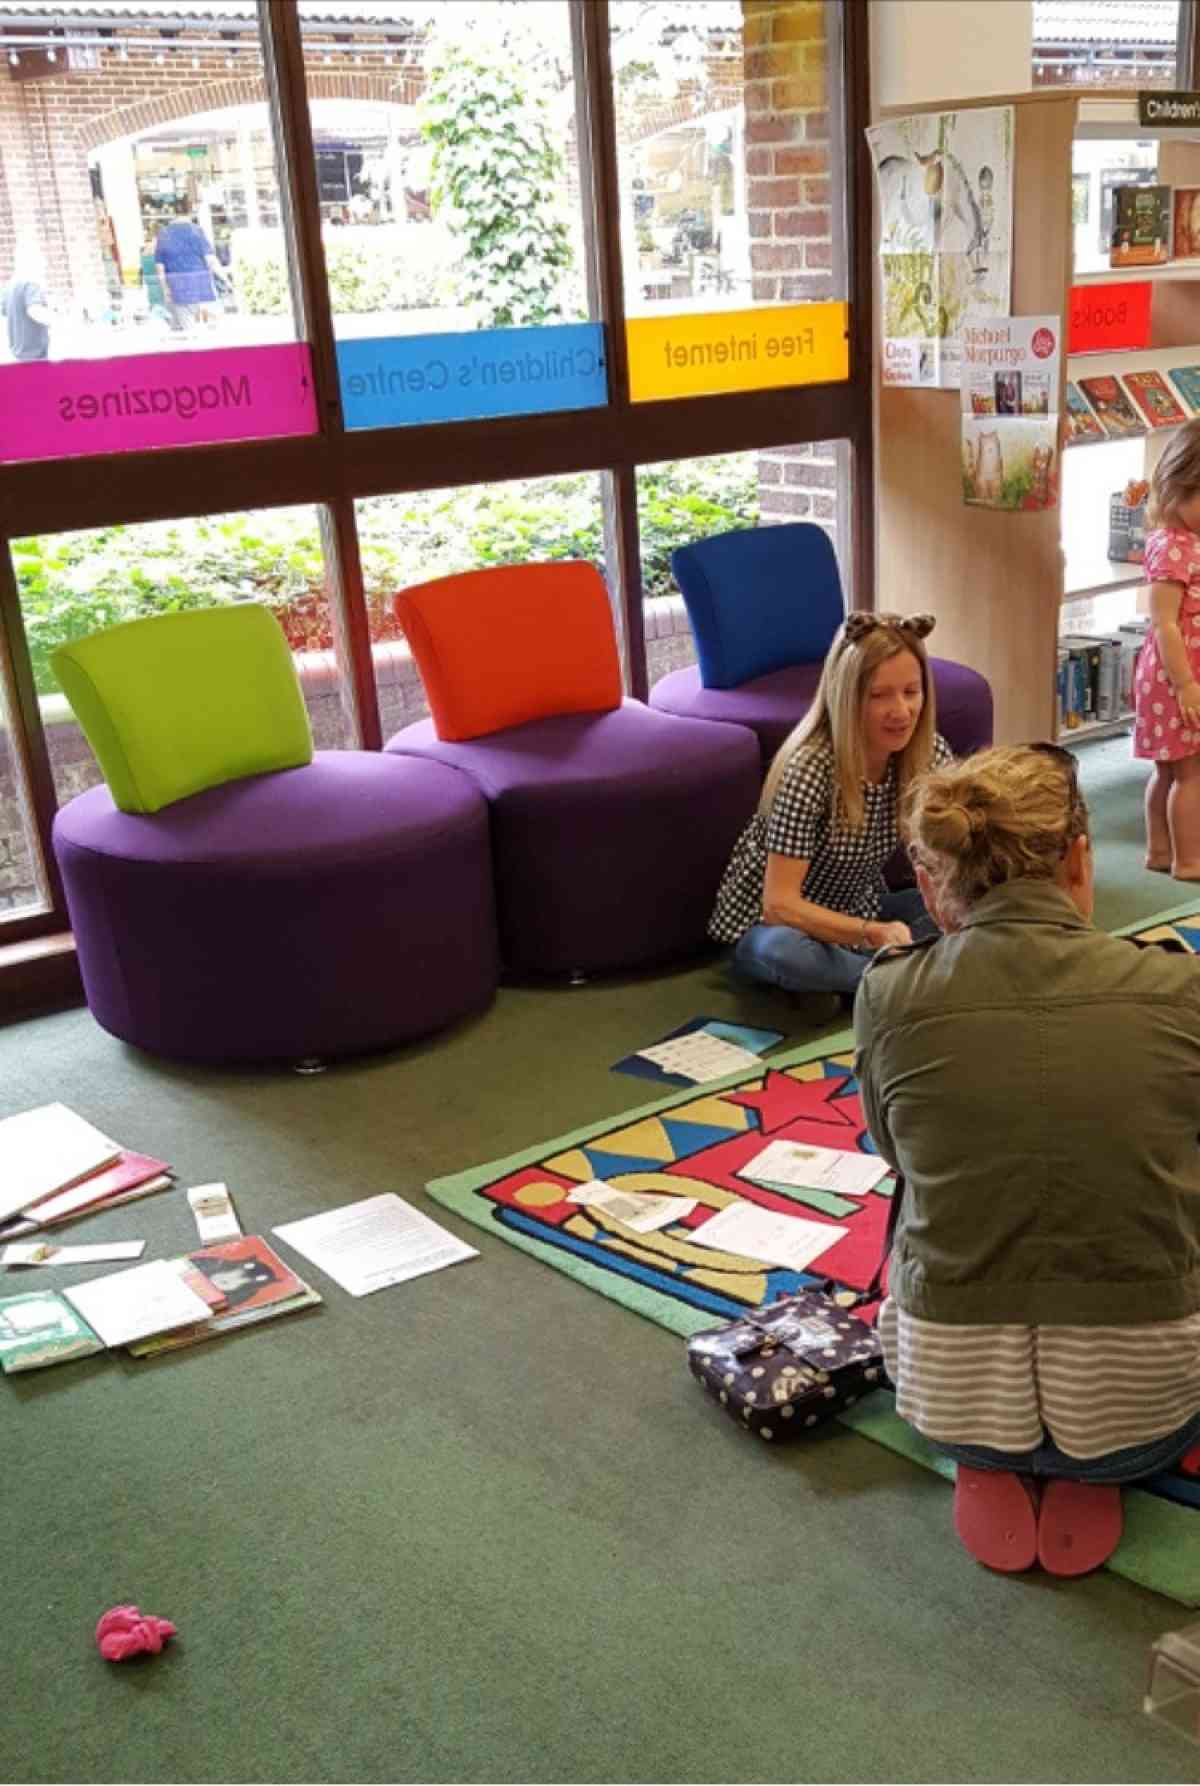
[0,1104,121,1224]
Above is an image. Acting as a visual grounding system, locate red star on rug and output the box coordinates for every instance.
[726,1069,859,1135]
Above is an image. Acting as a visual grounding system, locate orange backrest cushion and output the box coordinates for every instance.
[394,561,623,741]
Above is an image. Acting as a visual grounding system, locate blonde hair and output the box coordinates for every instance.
[758,611,938,830]
[908,744,1089,921]
[1150,416,1200,526]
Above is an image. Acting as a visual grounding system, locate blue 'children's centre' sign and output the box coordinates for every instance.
[337,322,607,429]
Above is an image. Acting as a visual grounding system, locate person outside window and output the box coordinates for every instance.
[1,244,52,362]
[154,214,221,332]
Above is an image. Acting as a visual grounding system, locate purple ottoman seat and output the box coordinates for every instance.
[649,657,994,769]
[385,700,761,978]
[53,752,499,1065]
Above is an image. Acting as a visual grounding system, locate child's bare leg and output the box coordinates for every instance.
[1170,756,1200,878]
[1146,762,1173,871]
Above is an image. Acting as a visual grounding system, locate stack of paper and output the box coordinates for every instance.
[128,1238,322,1357]
[0,1105,172,1240]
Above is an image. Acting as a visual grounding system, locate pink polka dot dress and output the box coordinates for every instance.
[1135,526,1200,762]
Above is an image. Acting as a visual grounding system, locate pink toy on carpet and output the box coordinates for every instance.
[95,1604,177,1662]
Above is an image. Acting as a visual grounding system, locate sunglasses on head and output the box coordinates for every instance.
[1029,740,1089,839]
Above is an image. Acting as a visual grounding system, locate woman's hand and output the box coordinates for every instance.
[1178,680,1200,730]
[865,920,913,950]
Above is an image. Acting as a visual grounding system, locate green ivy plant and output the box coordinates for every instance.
[15,458,759,695]
[421,30,573,329]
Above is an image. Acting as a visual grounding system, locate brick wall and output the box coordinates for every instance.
[0,27,426,298]
[744,0,842,550]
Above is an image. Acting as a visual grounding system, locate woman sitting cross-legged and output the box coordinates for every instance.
[708,610,952,1013]
[855,743,1200,1577]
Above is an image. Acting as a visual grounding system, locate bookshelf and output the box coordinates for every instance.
[875,89,1200,746]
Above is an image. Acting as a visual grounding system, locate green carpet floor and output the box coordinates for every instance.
[4,735,1200,1786]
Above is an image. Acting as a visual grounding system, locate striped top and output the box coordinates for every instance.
[877,1298,1200,1459]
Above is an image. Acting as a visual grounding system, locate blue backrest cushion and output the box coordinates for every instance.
[670,522,845,690]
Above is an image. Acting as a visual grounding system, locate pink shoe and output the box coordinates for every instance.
[1036,1479,1123,1577]
[953,1466,1039,1572]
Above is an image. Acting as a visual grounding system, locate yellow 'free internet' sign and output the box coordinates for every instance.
[625,302,849,402]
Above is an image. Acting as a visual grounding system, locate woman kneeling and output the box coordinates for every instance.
[855,743,1200,1576]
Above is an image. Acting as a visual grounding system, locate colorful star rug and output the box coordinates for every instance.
[427,897,1200,1603]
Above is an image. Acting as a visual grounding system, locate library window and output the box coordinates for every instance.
[638,440,851,691]
[0,0,869,966]
[356,472,609,735]
[9,506,354,837]
[1033,0,1186,90]
[610,0,848,400]
[299,0,606,428]
[0,0,312,462]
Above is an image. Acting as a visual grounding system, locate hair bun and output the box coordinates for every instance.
[902,611,936,640]
[842,611,876,642]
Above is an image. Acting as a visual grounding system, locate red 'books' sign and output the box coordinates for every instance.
[1068,281,1153,354]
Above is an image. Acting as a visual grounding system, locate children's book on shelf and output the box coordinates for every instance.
[127,1237,322,1356]
[1110,182,1171,267]
[1167,365,1200,415]
[1122,369,1189,430]
[1064,382,1105,444]
[1077,374,1145,439]
[1175,186,1200,259]
[0,1290,103,1373]
[0,1103,121,1224]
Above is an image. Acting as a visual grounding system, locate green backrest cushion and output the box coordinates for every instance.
[51,605,314,814]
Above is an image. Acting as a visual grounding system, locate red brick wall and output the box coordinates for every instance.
[742,0,843,558]
[0,28,425,298]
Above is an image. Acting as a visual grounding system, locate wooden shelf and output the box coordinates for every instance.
[1061,558,1146,601]
[1056,713,1134,744]
[1072,263,1200,285]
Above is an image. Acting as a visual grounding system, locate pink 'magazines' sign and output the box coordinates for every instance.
[0,343,317,463]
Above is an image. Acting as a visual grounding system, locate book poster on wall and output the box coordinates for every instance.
[867,105,1014,388]
[960,314,1060,511]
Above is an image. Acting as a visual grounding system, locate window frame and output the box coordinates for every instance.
[0,0,874,960]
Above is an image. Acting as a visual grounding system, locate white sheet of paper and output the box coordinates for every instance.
[688,1201,846,1272]
[63,1258,214,1347]
[565,1181,696,1233]
[636,1033,764,1083]
[740,1139,889,1198]
[2,1240,145,1267]
[272,1193,478,1298]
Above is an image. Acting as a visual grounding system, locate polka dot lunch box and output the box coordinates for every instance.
[687,1290,886,1443]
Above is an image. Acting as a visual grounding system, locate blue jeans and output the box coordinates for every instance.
[732,888,936,997]
[933,1406,1200,1485]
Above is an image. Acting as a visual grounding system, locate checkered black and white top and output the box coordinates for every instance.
[709,734,953,946]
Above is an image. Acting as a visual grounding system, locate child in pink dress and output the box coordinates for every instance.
[1136,421,1200,877]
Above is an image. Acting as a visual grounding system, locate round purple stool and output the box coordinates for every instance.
[650,657,994,771]
[386,702,761,979]
[53,752,499,1066]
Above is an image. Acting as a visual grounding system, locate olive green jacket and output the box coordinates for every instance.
[853,877,1200,1326]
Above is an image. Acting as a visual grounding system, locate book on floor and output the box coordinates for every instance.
[61,1258,215,1349]
[0,1103,121,1224]
[1121,369,1189,430]
[128,1238,322,1356]
[0,1289,103,1373]
[0,1149,173,1240]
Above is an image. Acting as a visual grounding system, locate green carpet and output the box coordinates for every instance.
[428,889,1200,1607]
[6,734,1200,1784]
